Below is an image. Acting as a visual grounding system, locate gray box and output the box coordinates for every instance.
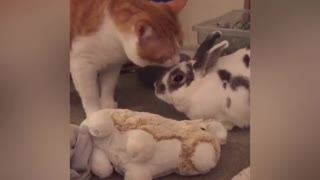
[192,10,250,54]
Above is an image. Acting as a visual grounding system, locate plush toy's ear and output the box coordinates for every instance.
[166,0,188,14]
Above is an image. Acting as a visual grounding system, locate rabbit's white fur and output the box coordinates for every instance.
[155,32,250,130]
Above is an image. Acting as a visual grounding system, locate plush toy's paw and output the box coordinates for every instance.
[91,148,113,178]
[203,120,228,145]
[207,121,228,145]
[126,129,156,162]
[191,143,218,174]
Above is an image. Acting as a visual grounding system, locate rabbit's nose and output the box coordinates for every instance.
[155,81,166,94]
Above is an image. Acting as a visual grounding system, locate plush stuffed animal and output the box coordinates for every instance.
[80,108,227,180]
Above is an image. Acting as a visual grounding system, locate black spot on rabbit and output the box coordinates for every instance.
[230,76,250,90]
[168,65,194,92]
[243,54,250,68]
[226,97,231,108]
[222,82,228,89]
[185,63,195,86]
[218,69,232,82]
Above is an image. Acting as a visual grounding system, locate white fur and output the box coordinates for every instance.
[71,13,126,116]
[191,143,217,174]
[205,120,228,144]
[80,109,225,179]
[156,43,250,130]
[91,147,113,178]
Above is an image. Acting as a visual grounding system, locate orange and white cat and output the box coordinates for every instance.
[71,0,188,116]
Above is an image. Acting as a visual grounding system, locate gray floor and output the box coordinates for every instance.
[70,73,250,180]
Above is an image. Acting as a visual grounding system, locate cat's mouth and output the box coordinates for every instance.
[162,56,180,67]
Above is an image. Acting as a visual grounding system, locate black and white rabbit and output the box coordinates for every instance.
[154,31,250,130]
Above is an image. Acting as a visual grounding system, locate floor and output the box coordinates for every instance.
[70,71,250,180]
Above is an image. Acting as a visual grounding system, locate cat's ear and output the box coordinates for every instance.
[135,22,153,40]
[166,0,188,14]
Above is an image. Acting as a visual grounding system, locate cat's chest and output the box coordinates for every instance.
[71,18,128,68]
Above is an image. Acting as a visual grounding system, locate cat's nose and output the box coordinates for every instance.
[172,54,180,64]
[163,56,179,67]
[163,60,175,67]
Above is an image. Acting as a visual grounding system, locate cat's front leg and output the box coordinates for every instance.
[71,59,101,116]
[99,64,122,109]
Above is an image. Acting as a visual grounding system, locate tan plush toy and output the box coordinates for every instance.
[81,109,227,180]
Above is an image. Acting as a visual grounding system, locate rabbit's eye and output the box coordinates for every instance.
[173,74,184,83]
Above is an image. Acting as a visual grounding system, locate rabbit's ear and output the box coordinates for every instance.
[194,40,229,76]
[193,31,222,61]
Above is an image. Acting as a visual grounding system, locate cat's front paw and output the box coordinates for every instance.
[101,100,118,109]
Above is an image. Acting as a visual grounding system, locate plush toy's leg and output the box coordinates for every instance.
[91,147,113,179]
[125,165,152,180]
[126,129,156,162]
[191,143,218,174]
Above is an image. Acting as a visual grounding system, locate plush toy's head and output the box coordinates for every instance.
[198,119,228,145]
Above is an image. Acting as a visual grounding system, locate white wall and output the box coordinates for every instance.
[179,0,244,49]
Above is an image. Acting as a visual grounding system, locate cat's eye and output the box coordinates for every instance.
[173,74,184,83]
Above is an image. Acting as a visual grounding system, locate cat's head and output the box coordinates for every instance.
[110,0,188,67]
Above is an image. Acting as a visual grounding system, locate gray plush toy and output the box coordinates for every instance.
[70,124,93,180]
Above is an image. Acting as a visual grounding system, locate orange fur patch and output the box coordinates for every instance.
[71,0,185,64]
[108,0,182,41]
[108,0,184,63]
[71,0,108,42]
